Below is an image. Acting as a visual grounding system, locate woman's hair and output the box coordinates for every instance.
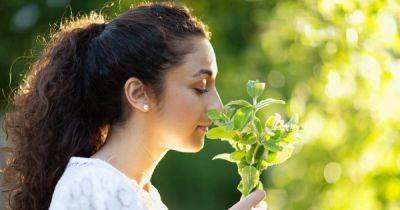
[1,2,210,209]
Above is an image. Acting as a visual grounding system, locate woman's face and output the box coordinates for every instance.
[153,36,223,153]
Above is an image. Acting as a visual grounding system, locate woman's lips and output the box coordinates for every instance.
[197,125,208,132]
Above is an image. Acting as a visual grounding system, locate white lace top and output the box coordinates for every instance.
[49,156,168,210]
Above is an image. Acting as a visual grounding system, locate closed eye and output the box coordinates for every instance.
[194,88,209,94]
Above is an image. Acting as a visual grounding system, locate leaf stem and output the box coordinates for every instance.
[250,96,260,166]
[252,142,260,166]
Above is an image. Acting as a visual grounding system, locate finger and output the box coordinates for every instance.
[252,200,268,210]
[241,190,266,209]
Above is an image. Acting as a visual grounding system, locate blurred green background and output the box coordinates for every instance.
[1,0,399,209]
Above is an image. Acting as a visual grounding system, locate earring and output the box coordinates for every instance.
[143,104,149,111]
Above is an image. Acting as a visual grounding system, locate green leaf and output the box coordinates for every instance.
[224,106,236,119]
[266,151,278,163]
[207,109,227,126]
[238,165,260,196]
[225,99,252,108]
[207,109,223,121]
[271,129,283,141]
[239,132,258,145]
[206,126,236,141]
[266,144,295,166]
[237,180,244,194]
[282,131,296,143]
[230,150,247,161]
[265,115,275,128]
[256,181,264,190]
[246,80,258,98]
[255,99,285,112]
[253,82,266,98]
[233,107,253,130]
[253,116,264,135]
[246,144,257,164]
[265,113,283,129]
[237,160,248,170]
[258,160,268,171]
[255,145,265,160]
[246,80,266,99]
[262,140,283,152]
[212,153,237,163]
[226,120,235,130]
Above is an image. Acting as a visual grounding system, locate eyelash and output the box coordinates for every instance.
[194,88,209,94]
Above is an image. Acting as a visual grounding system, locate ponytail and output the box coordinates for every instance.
[1,2,211,209]
[2,15,109,210]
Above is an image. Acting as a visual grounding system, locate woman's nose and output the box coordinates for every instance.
[209,89,224,112]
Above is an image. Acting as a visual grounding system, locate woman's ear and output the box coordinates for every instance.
[124,77,152,113]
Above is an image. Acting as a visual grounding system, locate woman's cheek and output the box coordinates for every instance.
[175,91,202,127]
[163,89,201,130]
[159,89,205,151]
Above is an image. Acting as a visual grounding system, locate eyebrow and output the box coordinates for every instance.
[192,69,215,78]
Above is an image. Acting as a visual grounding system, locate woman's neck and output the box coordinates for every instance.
[91,119,169,193]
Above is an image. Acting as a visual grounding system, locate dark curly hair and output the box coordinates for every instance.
[1,1,210,209]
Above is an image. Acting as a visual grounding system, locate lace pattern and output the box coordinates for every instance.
[49,157,168,210]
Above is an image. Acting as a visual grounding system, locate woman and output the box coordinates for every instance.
[1,2,267,210]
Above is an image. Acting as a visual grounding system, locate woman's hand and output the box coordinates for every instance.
[228,189,268,210]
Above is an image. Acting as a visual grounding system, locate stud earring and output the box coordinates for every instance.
[143,104,149,111]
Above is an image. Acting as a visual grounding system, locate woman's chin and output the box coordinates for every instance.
[174,137,204,153]
[192,134,205,152]
[191,140,204,153]
[185,139,204,153]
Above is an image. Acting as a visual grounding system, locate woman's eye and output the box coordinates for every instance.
[194,88,209,94]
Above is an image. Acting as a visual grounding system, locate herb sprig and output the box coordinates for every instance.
[206,80,302,197]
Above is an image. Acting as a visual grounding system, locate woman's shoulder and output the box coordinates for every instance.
[49,156,148,210]
[59,156,122,181]
[54,156,125,193]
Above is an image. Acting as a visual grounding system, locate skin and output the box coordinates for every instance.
[91,36,223,192]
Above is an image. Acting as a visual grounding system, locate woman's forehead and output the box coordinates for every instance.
[182,39,217,76]
[166,37,218,80]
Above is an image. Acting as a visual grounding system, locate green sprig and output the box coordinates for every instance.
[206,80,302,197]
